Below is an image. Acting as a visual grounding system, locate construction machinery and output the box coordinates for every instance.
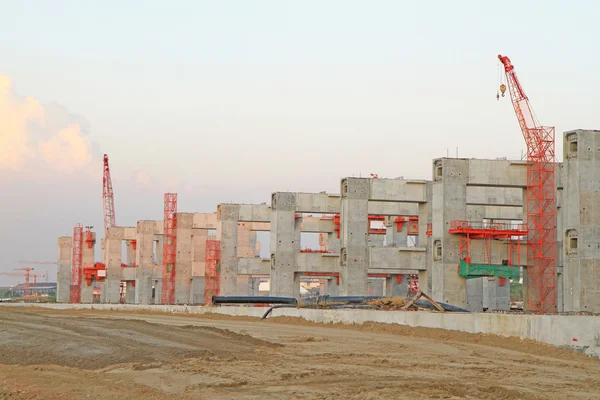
[103,154,116,235]
[0,268,35,296]
[498,54,556,314]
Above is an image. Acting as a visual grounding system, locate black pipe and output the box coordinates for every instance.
[212,295,469,313]
[261,305,296,319]
[212,296,297,305]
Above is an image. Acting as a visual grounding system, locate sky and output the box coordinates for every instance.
[1,0,599,285]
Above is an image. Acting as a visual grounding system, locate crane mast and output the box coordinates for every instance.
[498,54,556,314]
[102,154,116,234]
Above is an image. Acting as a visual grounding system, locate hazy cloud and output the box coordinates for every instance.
[0,73,94,173]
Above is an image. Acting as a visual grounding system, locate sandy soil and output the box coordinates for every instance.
[1,307,599,399]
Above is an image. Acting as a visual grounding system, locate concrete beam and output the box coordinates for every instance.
[295,193,340,213]
[369,179,428,203]
[369,247,427,270]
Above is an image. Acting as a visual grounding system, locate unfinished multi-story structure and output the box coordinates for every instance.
[55,130,600,313]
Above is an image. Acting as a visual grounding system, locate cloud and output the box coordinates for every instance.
[0,73,94,173]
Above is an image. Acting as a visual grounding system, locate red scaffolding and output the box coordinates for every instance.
[204,239,221,304]
[70,223,83,303]
[499,54,557,313]
[449,220,527,266]
[161,193,177,304]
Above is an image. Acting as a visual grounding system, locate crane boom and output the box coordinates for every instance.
[498,54,556,314]
[102,154,116,234]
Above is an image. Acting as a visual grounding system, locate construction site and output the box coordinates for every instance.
[3,51,600,399]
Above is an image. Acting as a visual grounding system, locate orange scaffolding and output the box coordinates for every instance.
[449,220,527,266]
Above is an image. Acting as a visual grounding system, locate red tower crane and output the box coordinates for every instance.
[70,223,83,303]
[0,268,35,296]
[498,54,556,314]
[102,154,116,234]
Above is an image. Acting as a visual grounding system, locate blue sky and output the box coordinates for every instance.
[1,0,599,284]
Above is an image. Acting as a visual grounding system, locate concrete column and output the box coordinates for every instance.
[420,183,433,293]
[175,213,193,304]
[191,230,208,277]
[270,193,301,297]
[385,274,409,297]
[80,231,96,303]
[236,276,251,295]
[104,227,123,303]
[484,277,510,311]
[431,159,469,309]
[321,278,339,296]
[190,277,204,303]
[57,236,72,303]
[562,130,600,313]
[217,204,240,295]
[125,281,135,303]
[340,178,369,296]
[134,221,157,305]
[154,280,162,304]
[466,278,483,311]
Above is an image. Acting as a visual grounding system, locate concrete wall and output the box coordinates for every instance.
[562,130,600,313]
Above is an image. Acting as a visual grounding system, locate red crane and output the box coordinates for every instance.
[498,54,556,314]
[70,223,83,303]
[102,154,116,234]
[0,268,35,296]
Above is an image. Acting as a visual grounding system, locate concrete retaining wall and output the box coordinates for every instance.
[3,303,599,357]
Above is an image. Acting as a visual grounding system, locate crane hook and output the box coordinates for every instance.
[496,90,500,101]
[500,83,507,97]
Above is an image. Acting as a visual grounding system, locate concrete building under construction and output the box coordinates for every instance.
[55,129,600,313]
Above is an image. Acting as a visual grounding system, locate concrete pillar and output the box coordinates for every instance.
[104,227,123,303]
[57,236,72,302]
[340,178,369,296]
[431,159,469,309]
[125,281,135,303]
[190,277,205,303]
[80,231,96,304]
[217,204,240,295]
[484,277,510,311]
[270,193,301,297]
[385,274,408,297]
[562,130,600,313]
[420,183,433,293]
[175,213,193,304]
[134,221,157,305]
[154,280,162,304]
[236,275,251,295]
[466,278,483,311]
[321,278,339,296]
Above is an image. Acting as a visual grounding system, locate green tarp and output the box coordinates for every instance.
[458,259,520,280]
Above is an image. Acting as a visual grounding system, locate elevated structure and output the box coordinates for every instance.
[54,129,600,314]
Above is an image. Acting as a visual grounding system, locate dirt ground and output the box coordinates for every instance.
[1,307,599,399]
